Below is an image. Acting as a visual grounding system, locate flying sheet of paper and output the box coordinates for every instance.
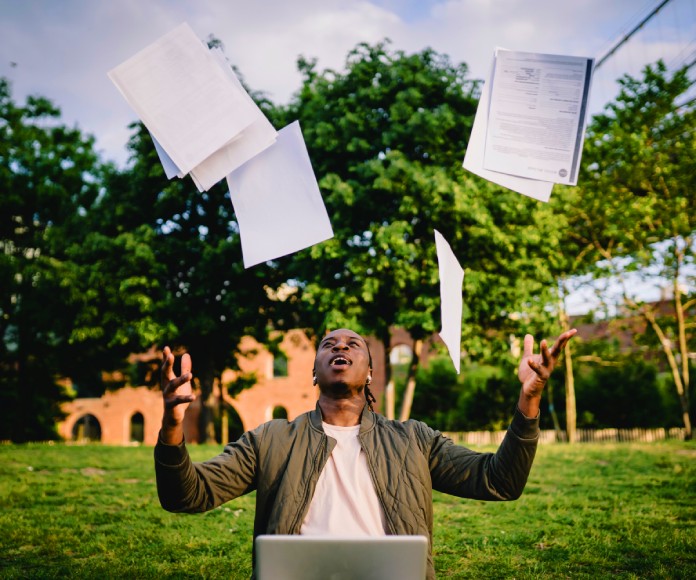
[108,22,256,176]
[463,70,554,202]
[483,49,594,186]
[226,121,334,268]
[186,48,278,191]
[434,230,464,374]
[147,47,278,191]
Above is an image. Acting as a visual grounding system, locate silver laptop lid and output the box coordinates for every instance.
[255,535,428,580]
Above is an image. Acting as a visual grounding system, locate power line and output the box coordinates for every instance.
[595,0,674,70]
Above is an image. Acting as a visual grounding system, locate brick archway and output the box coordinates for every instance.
[59,387,163,445]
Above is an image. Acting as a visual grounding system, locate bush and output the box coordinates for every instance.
[411,357,519,431]
[575,356,679,428]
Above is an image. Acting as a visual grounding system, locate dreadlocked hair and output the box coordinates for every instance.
[364,383,377,412]
[365,343,375,412]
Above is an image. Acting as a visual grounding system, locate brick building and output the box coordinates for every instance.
[58,328,438,445]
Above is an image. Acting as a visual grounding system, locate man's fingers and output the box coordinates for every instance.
[161,346,174,382]
[181,353,192,376]
[161,348,194,393]
[548,329,578,359]
[558,328,578,349]
[527,357,549,381]
[522,334,534,358]
[165,393,196,409]
[162,371,192,396]
[539,339,551,364]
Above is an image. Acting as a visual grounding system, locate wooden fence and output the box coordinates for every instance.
[443,427,686,445]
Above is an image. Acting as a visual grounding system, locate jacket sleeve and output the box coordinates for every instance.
[154,424,264,513]
[426,406,539,501]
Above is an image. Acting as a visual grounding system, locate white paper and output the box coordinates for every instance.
[464,72,554,202]
[108,22,256,176]
[483,49,593,185]
[151,132,183,179]
[187,48,278,191]
[434,230,464,374]
[226,121,334,268]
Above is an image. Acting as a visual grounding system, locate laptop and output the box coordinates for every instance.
[255,535,428,580]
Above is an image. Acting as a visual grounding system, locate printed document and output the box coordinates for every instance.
[483,49,593,185]
[463,72,554,202]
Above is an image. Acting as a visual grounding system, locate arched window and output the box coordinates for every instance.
[273,352,288,377]
[272,406,288,420]
[130,412,145,443]
[390,344,413,365]
[72,414,102,442]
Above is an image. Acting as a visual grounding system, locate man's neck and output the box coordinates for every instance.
[318,393,364,426]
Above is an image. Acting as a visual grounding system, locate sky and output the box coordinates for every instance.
[1,0,694,314]
[2,0,694,168]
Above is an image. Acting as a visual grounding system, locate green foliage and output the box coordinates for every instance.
[411,356,521,431]
[278,41,481,343]
[4,43,693,442]
[410,356,460,430]
[89,41,299,439]
[411,344,684,432]
[276,41,561,399]
[0,78,103,440]
[225,371,257,398]
[552,60,696,275]
[575,357,676,428]
[549,61,695,436]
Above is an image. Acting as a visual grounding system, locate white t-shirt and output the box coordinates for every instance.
[300,422,387,536]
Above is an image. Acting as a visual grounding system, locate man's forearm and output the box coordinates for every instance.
[160,416,185,445]
[517,390,541,419]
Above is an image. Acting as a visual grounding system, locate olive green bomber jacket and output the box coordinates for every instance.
[154,404,540,579]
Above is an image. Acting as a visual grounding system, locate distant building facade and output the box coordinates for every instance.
[58,328,440,445]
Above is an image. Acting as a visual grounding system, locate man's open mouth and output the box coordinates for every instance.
[330,356,351,367]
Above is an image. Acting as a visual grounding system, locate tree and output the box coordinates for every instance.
[276,41,562,418]
[93,118,285,442]
[552,61,695,438]
[0,78,102,440]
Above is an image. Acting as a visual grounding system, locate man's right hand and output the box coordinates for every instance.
[160,346,195,444]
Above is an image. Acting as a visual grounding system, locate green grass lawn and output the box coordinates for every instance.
[1,440,694,579]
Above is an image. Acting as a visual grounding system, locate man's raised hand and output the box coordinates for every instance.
[161,346,195,435]
[517,329,577,417]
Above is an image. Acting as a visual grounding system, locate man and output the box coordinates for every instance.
[155,327,576,579]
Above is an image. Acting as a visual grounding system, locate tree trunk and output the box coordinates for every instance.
[564,342,577,444]
[672,266,692,440]
[196,363,217,444]
[381,330,395,420]
[385,380,395,420]
[398,339,423,422]
[219,374,229,444]
[643,307,692,440]
[545,379,565,442]
[558,288,577,444]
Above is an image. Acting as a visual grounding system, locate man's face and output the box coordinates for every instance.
[314,329,371,393]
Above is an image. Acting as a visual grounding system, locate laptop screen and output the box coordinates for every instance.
[255,535,428,580]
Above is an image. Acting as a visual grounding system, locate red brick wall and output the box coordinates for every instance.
[58,329,321,445]
[58,328,438,445]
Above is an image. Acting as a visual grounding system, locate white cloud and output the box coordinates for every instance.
[0,0,692,166]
